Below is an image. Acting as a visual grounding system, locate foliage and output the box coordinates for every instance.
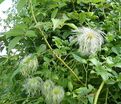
[0,0,121,104]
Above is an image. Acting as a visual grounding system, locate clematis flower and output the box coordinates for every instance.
[46,86,65,104]
[41,80,54,96]
[23,77,43,96]
[76,27,104,56]
[19,54,38,77]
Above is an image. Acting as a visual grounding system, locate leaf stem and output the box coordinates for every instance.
[94,81,105,104]
[29,0,84,85]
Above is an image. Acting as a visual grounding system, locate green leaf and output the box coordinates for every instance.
[77,0,90,4]
[10,68,20,82]
[65,23,78,30]
[52,36,63,48]
[90,58,101,66]
[112,47,121,55]
[68,81,73,91]
[36,44,46,55]
[74,85,94,96]
[115,63,121,68]
[79,12,86,23]
[51,8,58,18]
[117,73,121,81]
[51,18,67,31]
[17,0,26,13]
[25,30,37,37]
[86,12,94,17]
[91,0,105,3]
[5,29,23,39]
[87,94,94,104]
[106,56,114,67]
[72,53,87,64]
[7,36,22,52]
[106,33,115,42]
[4,24,27,38]
[95,66,113,81]
[0,0,4,4]
[67,11,79,20]
[35,22,52,31]
[118,82,121,89]
[77,0,105,4]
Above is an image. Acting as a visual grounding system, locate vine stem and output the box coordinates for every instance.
[94,81,105,104]
[29,0,84,85]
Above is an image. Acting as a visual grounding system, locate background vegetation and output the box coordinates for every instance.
[0,0,121,104]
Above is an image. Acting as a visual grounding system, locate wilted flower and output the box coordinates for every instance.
[46,86,65,104]
[75,27,104,56]
[41,80,54,96]
[19,54,38,77]
[23,77,43,96]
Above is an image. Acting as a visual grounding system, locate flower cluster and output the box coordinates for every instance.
[19,54,38,77]
[42,80,65,104]
[18,54,43,96]
[22,77,65,103]
[19,54,64,103]
[74,27,104,56]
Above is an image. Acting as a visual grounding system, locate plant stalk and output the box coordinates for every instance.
[94,81,105,104]
[29,0,84,85]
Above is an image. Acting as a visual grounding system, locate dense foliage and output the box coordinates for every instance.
[0,0,121,104]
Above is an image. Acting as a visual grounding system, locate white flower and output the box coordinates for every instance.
[23,77,43,96]
[19,54,38,77]
[41,80,54,96]
[76,27,104,56]
[46,86,65,104]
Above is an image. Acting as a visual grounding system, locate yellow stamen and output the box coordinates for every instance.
[87,32,95,39]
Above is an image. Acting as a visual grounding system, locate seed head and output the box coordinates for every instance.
[19,54,38,77]
[76,27,104,56]
[23,77,43,96]
[46,86,65,104]
[41,80,54,96]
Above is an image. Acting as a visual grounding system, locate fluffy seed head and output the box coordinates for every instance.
[46,86,65,104]
[23,77,43,96]
[41,80,54,96]
[76,27,104,56]
[19,54,38,77]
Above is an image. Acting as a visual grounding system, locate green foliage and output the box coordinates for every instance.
[77,0,106,4]
[17,0,27,13]
[7,36,22,52]
[0,0,4,4]
[1,0,121,104]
